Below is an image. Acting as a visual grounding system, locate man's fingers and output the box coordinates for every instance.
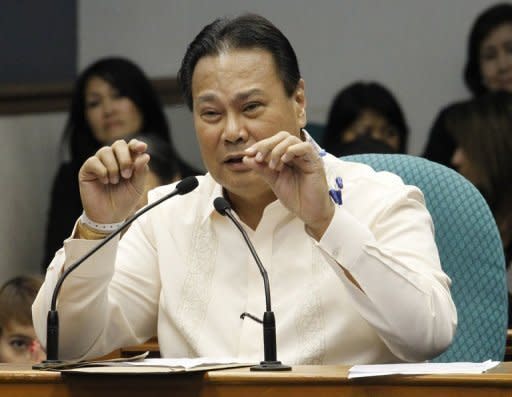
[133,152,150,172]
[130,153,150,195]
[279,146,320,172]
[244,130,319,173]
[96,146,123,184]
[92,139,149,184]
[245,131,292,163]
[80,156,109,184]
[112,139,135,179]
[128,138,148,154]
[267,136,300,169]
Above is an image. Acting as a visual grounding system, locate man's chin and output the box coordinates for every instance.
[220,174,269,196]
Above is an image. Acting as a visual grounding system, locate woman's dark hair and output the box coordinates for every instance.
[447,91,512,247]
[323,81,409,154]
[178,13,301,110]
[62,57,171,165]
[464,3,512,96]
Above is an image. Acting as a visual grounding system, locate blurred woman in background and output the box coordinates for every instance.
[323,81,409,157]
[42,57,182,270]
[448,91,512,323]
[423,3,512,166]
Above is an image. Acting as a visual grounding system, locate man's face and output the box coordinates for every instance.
[0,321,45,363]
[191,48,306,200]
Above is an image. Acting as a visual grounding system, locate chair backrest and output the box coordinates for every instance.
[343,153,507,362]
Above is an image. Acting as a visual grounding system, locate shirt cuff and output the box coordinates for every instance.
[315,205,375,270]
[60,220,120,278]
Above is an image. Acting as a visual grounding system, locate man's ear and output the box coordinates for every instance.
[294,78,307,128]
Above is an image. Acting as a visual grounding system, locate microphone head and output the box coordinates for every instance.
[176,176,199,195]
[213,197,231,216]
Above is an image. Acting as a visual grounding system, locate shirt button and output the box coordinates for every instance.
[332,248,340,257]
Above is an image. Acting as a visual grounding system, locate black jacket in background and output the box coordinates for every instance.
[41,162,82,272]
[422,103,459,168]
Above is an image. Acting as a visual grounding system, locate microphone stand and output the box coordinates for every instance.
[214,197,291,371]
[41,176,198,364]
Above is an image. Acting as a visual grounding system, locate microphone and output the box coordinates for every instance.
[43,176,199,364]
[213,197,291,371]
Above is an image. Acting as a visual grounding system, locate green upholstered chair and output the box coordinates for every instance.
[343,153,508,362]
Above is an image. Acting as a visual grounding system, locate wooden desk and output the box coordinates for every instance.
[3,362,512,397]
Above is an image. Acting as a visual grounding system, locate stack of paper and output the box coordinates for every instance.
[34,352,252,374]
[123,357,250,370]
[348,360,500,379]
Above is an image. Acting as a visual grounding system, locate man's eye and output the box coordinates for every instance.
[201,110,221,121]
[244,103,261,112]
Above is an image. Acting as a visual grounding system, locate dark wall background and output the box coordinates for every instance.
[0,0,77,85]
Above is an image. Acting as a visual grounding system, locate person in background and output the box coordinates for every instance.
[448,91,512,324]
[322,81,409,157]
[0,276,45,363]
[33,14,456,364]
[423,3,512,166]
[41,57,184,271]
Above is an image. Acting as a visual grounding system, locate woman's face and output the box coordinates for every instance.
[85,76,144,144]
[479,23,512,92]
[341,110,400,151]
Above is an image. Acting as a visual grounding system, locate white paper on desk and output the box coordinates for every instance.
[62,357,253,374]
[348,360,500,379]
[122,357,248,369]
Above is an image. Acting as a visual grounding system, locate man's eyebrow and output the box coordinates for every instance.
[234,89,264,102]
[197,93,217,104]
[196,89,264,105]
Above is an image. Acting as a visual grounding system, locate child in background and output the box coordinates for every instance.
[0,276,46,363]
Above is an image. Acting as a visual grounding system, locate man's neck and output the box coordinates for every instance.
[225,189,277,230]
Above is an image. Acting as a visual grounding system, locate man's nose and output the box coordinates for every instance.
[223,115,247,143]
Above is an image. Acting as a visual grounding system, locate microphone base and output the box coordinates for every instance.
[32,359,64,370]
[250,361,292,371]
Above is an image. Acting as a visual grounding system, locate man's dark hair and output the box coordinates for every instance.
[178,14,301,110]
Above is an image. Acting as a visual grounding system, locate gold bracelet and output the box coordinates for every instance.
[76,221,111,240]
